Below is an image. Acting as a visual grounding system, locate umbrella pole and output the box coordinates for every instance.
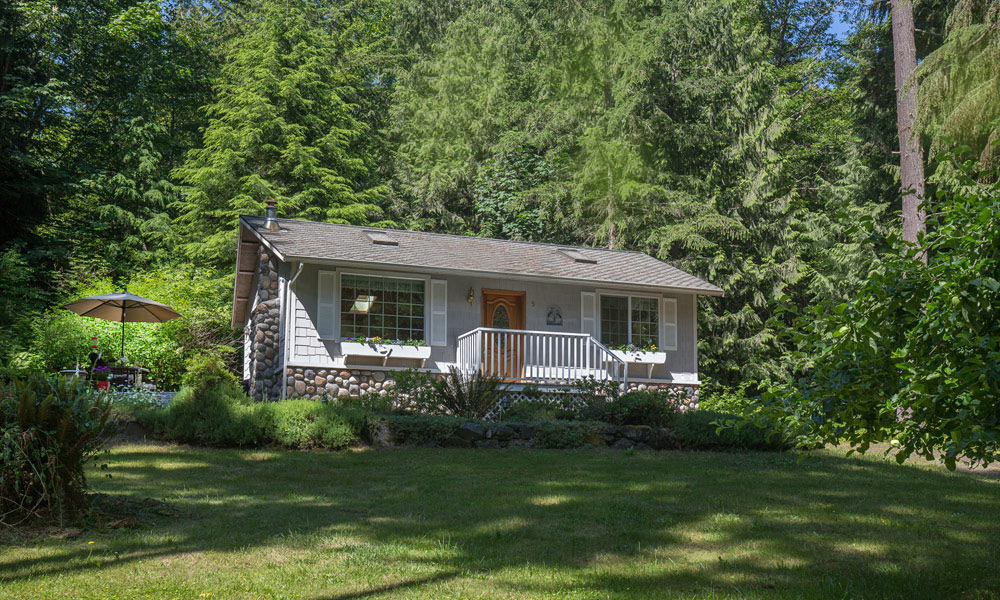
[121,303,126,362]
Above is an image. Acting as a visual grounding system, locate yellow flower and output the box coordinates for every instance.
[88,541,95,544]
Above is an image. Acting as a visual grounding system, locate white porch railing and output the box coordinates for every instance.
[456,327,626,387]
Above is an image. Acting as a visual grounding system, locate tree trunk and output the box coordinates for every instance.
[891,0,927,262]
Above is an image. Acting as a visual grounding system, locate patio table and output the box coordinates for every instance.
[108,365,150,388]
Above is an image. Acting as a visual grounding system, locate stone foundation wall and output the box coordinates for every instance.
[624,381,699,412]
[282,366,698,414]
[247,248,283,401]
[285,367,394,400]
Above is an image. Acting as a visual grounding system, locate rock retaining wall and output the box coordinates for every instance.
[373,419,691,450]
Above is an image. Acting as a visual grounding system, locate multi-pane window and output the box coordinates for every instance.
[599,294,659,348]
[339,274,425,341]
[630,297,659,348]
[599,295,629,347]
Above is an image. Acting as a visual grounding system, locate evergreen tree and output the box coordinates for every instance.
[173,0,384,267]
[918,0,1000,176]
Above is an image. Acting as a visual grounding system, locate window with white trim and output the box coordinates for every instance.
[599,294,659,348]
[339,274,425,341]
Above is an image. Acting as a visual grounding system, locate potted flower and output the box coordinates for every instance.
[340,337,431,365]
[608,343,667,377]
[91,365,111,391]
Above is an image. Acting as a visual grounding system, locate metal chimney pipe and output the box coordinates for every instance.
[265,198,278,230]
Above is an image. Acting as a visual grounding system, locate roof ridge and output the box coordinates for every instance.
[241,215,652,257]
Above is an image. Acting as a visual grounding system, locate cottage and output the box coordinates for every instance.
[233,202,723,406]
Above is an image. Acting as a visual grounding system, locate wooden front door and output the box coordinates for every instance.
[481,289,526,380]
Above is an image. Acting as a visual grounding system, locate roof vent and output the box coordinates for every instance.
[364,230,398,246]
[559,249,597,264]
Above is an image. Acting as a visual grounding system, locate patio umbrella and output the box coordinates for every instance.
[61,290,181,361]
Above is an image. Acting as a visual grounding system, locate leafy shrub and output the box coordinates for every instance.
[396,366,506,419]
[392,368,442,410]
[584,390,677,427]
[573,376,622,404]
[141,383,264,447]
[2,351,48,380]
[1,376,113,525]
[671,410,792,452]
[182,353,241,392]
[261,400,359,449]
[698,382,755,414]
[531,420,591,449]
[502,399,563,422]
[382,414,463,445]
[756,160,1000,467]
[138,358,366,449]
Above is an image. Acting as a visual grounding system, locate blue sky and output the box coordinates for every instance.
[828,7,853,41]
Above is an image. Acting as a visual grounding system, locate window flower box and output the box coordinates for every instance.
[609,349,666,378]
[341,340,431,366]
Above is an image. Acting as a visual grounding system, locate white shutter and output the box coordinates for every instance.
[429,279,447,346]
[662,297,678,350]
[581,292,596,337]
[317,271,337,339]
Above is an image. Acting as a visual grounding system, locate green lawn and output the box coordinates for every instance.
[2,445,998,600]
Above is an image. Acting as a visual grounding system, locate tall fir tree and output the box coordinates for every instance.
[173,0,384,267]
[918,0,1000,178]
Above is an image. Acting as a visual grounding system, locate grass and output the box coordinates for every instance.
[1,444,998,600]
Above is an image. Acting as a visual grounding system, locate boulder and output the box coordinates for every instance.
[315,376,326,386]
[455,421,486,442]
[372,371,386,383]
[442,434,473,448]
[621,425,653,443]
[293,380,306,396]
[492,425,515,442]
[337,387,350,399]
[348,384,360,396]
[612,437,635,450]
[372,421,395,448]
[475,439,501,449]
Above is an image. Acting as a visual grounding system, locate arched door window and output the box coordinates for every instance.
[492,304,511,329]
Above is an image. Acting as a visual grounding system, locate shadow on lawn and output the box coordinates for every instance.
[3,446,999,599]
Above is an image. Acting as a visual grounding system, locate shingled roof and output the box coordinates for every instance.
[234,216,722,325]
